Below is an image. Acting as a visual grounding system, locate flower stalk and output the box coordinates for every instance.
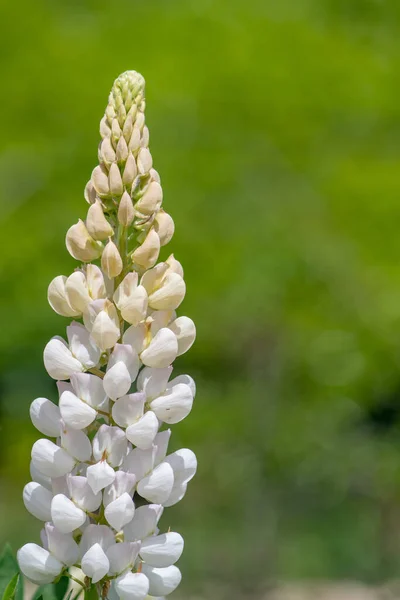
[18,71,197,600]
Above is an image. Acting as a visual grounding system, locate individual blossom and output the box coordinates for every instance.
[18,70,197,600]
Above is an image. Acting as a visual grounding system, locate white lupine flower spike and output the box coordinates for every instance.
[18,70,197,599]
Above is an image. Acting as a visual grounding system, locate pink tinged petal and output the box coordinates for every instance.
[80,524,115,555]
[103,471,136,507]
[122,446,156,480]
[126,412,159,449]
[93,425,128,467]
[151,384,193,425]
[163,483,187,507]
[104,362,132,401]
[115,572,149,600]
[45,523,79,566]
[153,430,171,466]
[168,374,196,398]
[81,543,110,583]
[87,461,116,494]
[123,505,163,542]
[112,393,145,428]
[30,398,61,437]
[51,494,87,533]
[67,321,101,368]
[164,448,197,486]
[43,338,83,381]
[137,366,172,400]
[67,475,102,512]
[31,439,76,478]
[107,542,140,576]
[139,532,184,568]
[140,329,178,369]
[122,324,147,354]
[168,316,196,356]
[23,482,52,521]
[59,391,97,430]
[137,462,174,504]
[108,344,140,382]
[17,543,63,585]
[105,493,135,531]
[60,426,92,462]
[141,565,182,597]
[70,373,107,409]
[30,461,52,491]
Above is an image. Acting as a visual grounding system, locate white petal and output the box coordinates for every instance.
[137,462,174,504]
[168,374,196,398]
[104,362,132,401]
[105,493,135,530]
[108,344,140,382]
[48,275,81,317]
[92,425,128,467]
[140,263,169,295]
[30,461,52,490]
[65,271,91,313]
[148,273,186,311]
[115,572,149,600]
[30,398,61,437]
[60,426,92,462]
[103,471,136,507]
[149,310,176,336]
[112,393,145,428]
[23,482,52,521]
[17,543,63,585]
[123,504,163,542]
[68,475,102,512]
[91,311,120,351]
[86,264,107,300]
[45,523,79,566]
[123,323,147,354]
[57,381,73,396]
[107,542,140,576]
[163,483,187,507]
[31,439,75,478]
[126,411,159,449]
[137,366,172,400]
[59,390,97,430]
[81,543,110,583]
[168,316,196,356]
[70,372,107,409]
[51,494,87,533]
[140,329,178,369]
[153,430,171,467]
[80,524,115,555]
[141,565,181,597]
[151,384,193,425]
[139,532,184,567]
[43,338,83,380]
[67,321,101,368]
[164,448,197,486]
[87,461,116,494]
[122,446,156,480]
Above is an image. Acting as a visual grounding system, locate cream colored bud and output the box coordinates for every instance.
[129,127,141,153]
[84,180,97,205]
[154,210,175,246]
[122,154,137,188]
[66,220,103,262]
[148,272,186,311]
[135,182,163,216]
[140,262,169,295]
[101,239,123,278]
[48,276,80,317]
[86,264,107,299]
[150,169,161,184]
[100,137,116,166]
[118,192,135,227]
[112,118,121,141]
[65,271,91,313]
[86,201,114,241]
[100,116,111,138]
[116,136,129,163]
[141,126,150,148]
[106,104,115,122]
[113,272,148,326]
[166,254,184,278]
[137,148,153,174]
[123,113,133,142]
[117,104,127,127]
[109,163,124,196]
[135,111,145,131]
[87,300,120,350]
[131,229,160,269]
[91,165,110,196]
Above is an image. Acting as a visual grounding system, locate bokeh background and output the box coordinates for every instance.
[1,0,400,597]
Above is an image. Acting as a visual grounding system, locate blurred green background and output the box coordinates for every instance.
[1,0,400,597]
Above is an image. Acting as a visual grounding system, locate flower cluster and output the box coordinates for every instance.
[17,71,197,600]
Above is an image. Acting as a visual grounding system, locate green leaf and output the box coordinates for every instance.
[54,577,69,600]
[2,574,20,600]
[0,546,23,600]
[84,585,98,600]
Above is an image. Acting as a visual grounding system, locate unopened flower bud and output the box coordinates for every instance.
[112,118,121,142]
[84,180,97,205]
[84,299,120,350]
[102,240,123,278]
[137,148,153,174]
[148,272,186,311]
[141,126,150,148]
[122,154,137,188]
[116,136,129,163]
[109,163,123,196]
[122,113,133,142]
[135,181,163,215]
[132,229,160,269]
[100,116,111,138]
[48,276,81,317]
[66,220,103,262]
[136,111,145,131]
[100,137,116,166]
[118,191,135,226]
[91,165,110,196]
[166,254,184,277]
[114,273,148,326]
[154,210,175,246]
[129,127,141,153]
[86,201,114,241]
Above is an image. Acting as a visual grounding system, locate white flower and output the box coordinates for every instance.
[31,439,76,478]
[23,482,53,522]
[59,372,107,429]
[80,525,115,583]
[114,273,148,326]
[139,532,184,567]
[87,425,128,494]
[138,367,195,424]
[83,299,120,350]
[141,565,182,597]
[17,543,63,584]
[104,344,139,400]
[44,322,101,380]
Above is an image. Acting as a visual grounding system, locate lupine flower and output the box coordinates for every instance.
[18,70,197,600]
